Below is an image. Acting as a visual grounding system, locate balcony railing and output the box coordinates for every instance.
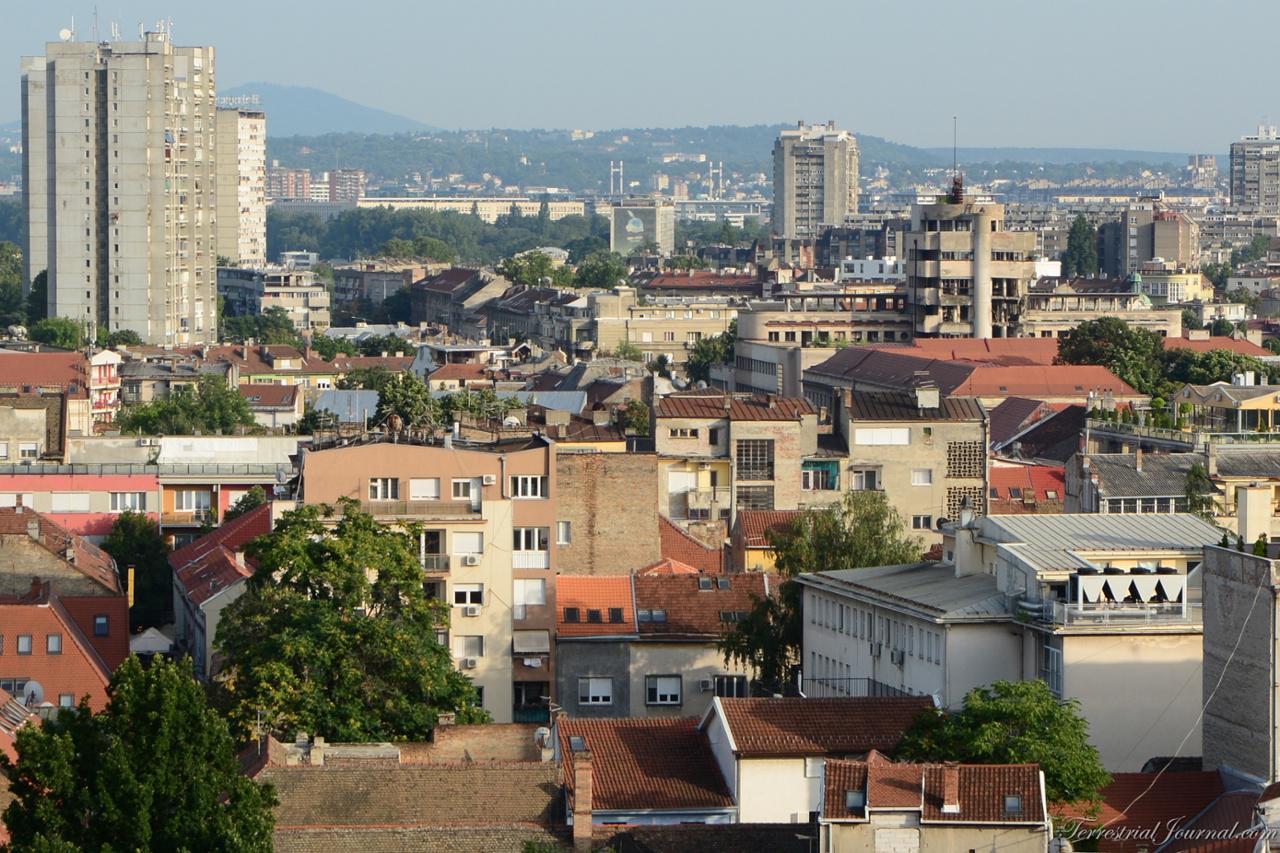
[420,554,450,573]
[513,551,550,570]
[1088,419,1280,446]
[162,508,213,525]
[1039,600,1201,626]
[353,499,481,519]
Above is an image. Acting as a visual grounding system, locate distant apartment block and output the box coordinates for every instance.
[1230,126,1280,214]
[609,198,675,256]
[772,122,860,239]
[22,30,218,345]
[326,168,366,202]
[1100,200,1200,277]
[217,267,331,333]
[357,197,586,224]
[265,161,311,200]
[214,108,267,266]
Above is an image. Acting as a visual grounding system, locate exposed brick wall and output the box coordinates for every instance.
[274,827,570,852]
[556,454,660,575]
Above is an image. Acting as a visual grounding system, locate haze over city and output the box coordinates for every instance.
[3,0,1278,151]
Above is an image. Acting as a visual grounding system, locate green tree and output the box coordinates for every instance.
[499,250,558,286]
[312,335,357,360]
[224,485,268,523]
[0,282,24,329]
[647,353,673,378]
[1227,286,1259,312]
[215,503,488,741]
[221,306,302,348]
[1,657,276,851]
[720,491,922,694]
[608,340,644,362]
[338,365,393,391]
[375,370,440,429]
[1056,317,1166,395]
[1209,317,1237,337]
[1254,534,1270,557]
[1060,215,1099,278]
[25,270,47,323]
[28,316,85,350]
[1202,261,1231,291]
[119,374,256,436]
[896,680,1110,804]
[102,511,172,629]
[621,398,650,436]
[356,333,413,356]
[1181,308,1203,332]
[686,320,737,383]
[105,329,143,347]
[1184,462,1216,520]
[574,250,628,288]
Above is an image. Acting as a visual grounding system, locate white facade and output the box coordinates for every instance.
[215,108,266,266]
[702,700,823,824]
[22,31,218,345]
[835,257,906,282]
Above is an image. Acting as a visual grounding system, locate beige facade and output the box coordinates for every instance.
[214,108,266,267]
[1018,283,1182,338]
[218,267,331,332]
[825,817,1048,853]
[905,201,1039,338]
[772,121,859,239]
[357,197,585,224]
[23,31,218,345]
[588,287,736,367]
[625,642,750,720]
[300,438,559,724]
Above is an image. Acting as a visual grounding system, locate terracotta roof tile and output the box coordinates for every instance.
[952,365,1139,399]
[634,573,770,638]
[0,686,36,762]
[429,363,490,381]
[988,466,1066,514]
[656,392,814,421]
[736,510,802,548]
[559,717,733,811]
[870,338,1060,366]
[0,352,90,393]
[171,503,272,605]
[0,599,112,711]
[555,576,635,636]
[1164,336,1270,357]
[239,384,299,409]
[711,696,934,757]
[636,558,701,575]
[1055,771,1224,852]
[824,758,1045,824]
[659,517,724,574]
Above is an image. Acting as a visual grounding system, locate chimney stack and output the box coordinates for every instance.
[941,761,961,814]
[1208,443,1218,477]
[1135,447,1143,473]
[572,749,594,851]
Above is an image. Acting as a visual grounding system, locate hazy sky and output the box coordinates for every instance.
[4,0,1275,152]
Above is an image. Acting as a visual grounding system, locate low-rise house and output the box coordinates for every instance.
[0,351,97,442]
[820,754,1050,852]
[797,512,1224,771]
[0,590,112,713]
[202,344,338,390]
[171,502,275,680]
[988,465,1065,514]
[409,268,510,334]
[730,509,801,571]
[118,359,237,405]
[238,384,303,430]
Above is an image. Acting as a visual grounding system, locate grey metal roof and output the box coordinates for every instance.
[797,562,1008,622]
[316,390,379,423]
[1216,449,1280,479]
[1087,453,1204,498]
[845,391,985,422]
[978,513,1223,552]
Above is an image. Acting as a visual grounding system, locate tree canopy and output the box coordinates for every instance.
[497,250,574,287]
[1059,215,1099,278]
[215,502,488,741]
[101,511,172,629]
[221,305,304,348]
[573,250,628,289]
[224,485,268,522]
[686,320,737,383]
[720,491,922,694]
[1,656,276,851]
[119,374,256,436]
[895,679,1110,804]
[28,316,85,350]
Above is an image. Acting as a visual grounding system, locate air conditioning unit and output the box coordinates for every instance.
[482,474,497,485]
[461,658,477,670]
[870,641,882,658]
[462,605,481,617]
[699,678,715,692]
[891,649,905,666]
[463,554,481,566]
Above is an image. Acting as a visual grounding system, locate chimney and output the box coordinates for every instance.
[1208,443,1218,477]
[592,408,611,427]
[1135,447,1143,473]
[914,380,940,411]
[29,577,41,599]
[27,516,39,540]
[311,736,326,767]
[941,762,961,813]
[572,749,594,851]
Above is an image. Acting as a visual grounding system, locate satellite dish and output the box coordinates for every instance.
[22,680,45,705]
[58,28,73,42]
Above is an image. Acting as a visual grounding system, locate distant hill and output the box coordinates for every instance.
[925,146,1191,166]
[219,82,433,137]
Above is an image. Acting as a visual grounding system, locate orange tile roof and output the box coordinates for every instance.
[636,558,701,575]
[951,365,1139,398]
[824,758,1046,825]
[555,575,635,637]
[634,573,770,638]
[171,503,273,606]
[709,696,935,758]
[658,517,724,574]
[238,383,299,409]
[1158,791,1260,853]
[1055,771,1224,852]
[736,509,802,548]
[559,717,734,812]
[872,338,1060,366]
[0,687,35,762]
[656,391,815,421]
[0,598,112,711]
[0,351,90,394]
[0,508,120,594]
[1164,336,1270,357]
[988,466,1066,514]
[429,362,490,381]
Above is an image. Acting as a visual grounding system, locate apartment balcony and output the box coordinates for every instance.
[1037,600,1202,628]
[513,551,550,570]
[353,499,482,520]
[420,554,450,573]
[161,508,214,526]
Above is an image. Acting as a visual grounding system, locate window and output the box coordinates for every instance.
[451,479,473,500]
[408,478,440,500]
[563,607,581,623]
[802,468,836,490]
[93,615,109,637]
[715,674,748,697]
[556,521,572,545]
[586,609,603,624]
[453,635,484,658]
[453,584,484,606]
[175,490,211,511]
[511,476,548,498]
[1008,487,1023,499]
[579,677,613,705]
[719,610,748,622]
[736,486,774,510]
[0,443,6,460]
[110,492,146,512]
[368,478,399,500]
[513,528,550,555]
[911,469,933,486]
[912,515,933,530]
[1004,795,1023,816]
[669,428,699,439]
[59,693,75,708]
[50,492,91,513]
[1045,489,1059,500]
[708,428,720,445]
[608,607,624,623]
[451,532,483,555]
[735,439,774,480]
[514,578,546,607]
[850,469,878,491]
[646,675,682,705]
[699,577,714,590]
[637,609,667,623]
[0,679,28,696]
[19,442,38,459]
[46,634,62,654]
[16,635,31,655]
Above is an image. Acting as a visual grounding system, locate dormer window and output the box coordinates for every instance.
[845,790,866,811]
[1004,794,1023,816]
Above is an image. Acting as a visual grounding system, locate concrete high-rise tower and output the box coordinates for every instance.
[771,121,860,239]
[1230,126,1280,214]
[22,28,218,345]
[215,107,266,267]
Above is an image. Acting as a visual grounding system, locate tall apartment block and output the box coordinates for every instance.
[266,161,311,200]
[1230,126,1280,214]
[22,30,218,345]
[1099,200,1200,277]
[772,121,859,239]
[215,108,266,267]
[904,195,1038,338]
[327,168,366,203]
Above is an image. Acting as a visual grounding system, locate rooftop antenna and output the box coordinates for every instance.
[952,115,958,178]
[92,6,99,42]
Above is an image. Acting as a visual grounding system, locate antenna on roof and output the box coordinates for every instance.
[952,115,957,179]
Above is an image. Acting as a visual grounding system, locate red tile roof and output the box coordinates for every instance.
[0,508,120,594]
[238,383,299,409]
[0,598,112,711]
[736,509,802,548]
[559,716,734,812]
[0,351,90,394]
[988,466,1066,514]
[824,757,1046,825]
[659,517,724,574]
[708,696,935,757]
[634,573,770,638]
[1158,790,1261,853]
[555,575,636,637]
[1055,771,1225,852]
[170,503,273,606]
[0,687,35,762]
[637,558,701,575]
[429,362,491,381]
[1164,336,1270,357]
[656,391,815,421]
[951,365,1140,399]
[872,338,1060,366]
